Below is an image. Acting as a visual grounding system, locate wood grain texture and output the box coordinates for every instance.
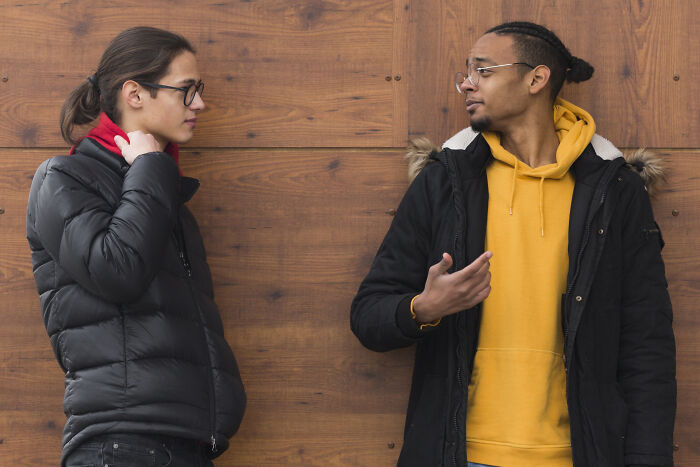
[0,0,396,148]
[2,147,697,465]
[408,0,699,149]
[0,147,413,466]
[1,0,699,464]
[651,151,700,463]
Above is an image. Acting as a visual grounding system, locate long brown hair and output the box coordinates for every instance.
[60,26,194,145]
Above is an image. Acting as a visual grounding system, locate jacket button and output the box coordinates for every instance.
[113,443,119,449]
[598,228,604,235]
[617,176,623,182]
[575,296,583,302]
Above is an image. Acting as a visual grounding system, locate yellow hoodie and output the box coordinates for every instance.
[466,99,595,467]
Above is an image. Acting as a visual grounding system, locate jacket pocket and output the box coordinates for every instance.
[642,221,664,249]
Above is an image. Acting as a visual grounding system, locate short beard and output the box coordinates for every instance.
[470,116,492,133]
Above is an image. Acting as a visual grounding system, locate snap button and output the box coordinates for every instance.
[617,176,623,182]
[575,296,583,302]
[149,449,155,455]
[113,443,118,449]
[598,228,604,235]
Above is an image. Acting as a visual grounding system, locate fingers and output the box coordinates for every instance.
[428,252,453,277]
[113,135,127,152]
[454,250,492,278]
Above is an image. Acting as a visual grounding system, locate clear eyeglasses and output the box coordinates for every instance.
[455,62,534,93]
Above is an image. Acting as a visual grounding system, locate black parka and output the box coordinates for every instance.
[351,135,676,467]
[26,138,246,466]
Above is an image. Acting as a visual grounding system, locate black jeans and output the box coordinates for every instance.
[64,433,214,467]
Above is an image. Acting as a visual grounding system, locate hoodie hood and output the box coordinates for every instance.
[479,98,597,234]
[406,123,664,196]
[481,97,595,179]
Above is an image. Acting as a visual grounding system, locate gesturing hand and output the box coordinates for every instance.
[114,131,161,165]
[411,251,492,324]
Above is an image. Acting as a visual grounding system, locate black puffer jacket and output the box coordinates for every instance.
[351,135,676,467]
[26,138,246,466]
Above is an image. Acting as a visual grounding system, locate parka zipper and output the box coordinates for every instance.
[563,159,623,358]
[562,159,623,467]
[174,218,217,453]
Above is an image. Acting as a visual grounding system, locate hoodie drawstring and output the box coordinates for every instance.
[509,159,518,215]
[510,165,546,237]
[539,177,545,237]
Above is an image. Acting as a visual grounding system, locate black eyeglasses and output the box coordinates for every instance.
[139,80,204,106]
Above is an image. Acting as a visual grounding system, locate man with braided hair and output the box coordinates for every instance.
[351,21,675,467]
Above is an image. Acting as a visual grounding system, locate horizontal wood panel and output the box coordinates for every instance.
[408,0,699,148]
[0,0,397,148]
[1,147,698,465]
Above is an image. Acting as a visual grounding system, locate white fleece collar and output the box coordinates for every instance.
[442,127,622,161]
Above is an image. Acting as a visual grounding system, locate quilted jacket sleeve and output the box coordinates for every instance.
[350,162,449,352]
[27,152,180,303]
[618,176,676,466]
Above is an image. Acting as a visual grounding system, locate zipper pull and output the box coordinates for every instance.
[178,251,192,277]
[211,434,217,453]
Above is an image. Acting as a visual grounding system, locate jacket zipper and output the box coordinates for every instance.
[564,160,621,356]
[563,160,622,467]
[175,218,217,453]
[453,363,462,467]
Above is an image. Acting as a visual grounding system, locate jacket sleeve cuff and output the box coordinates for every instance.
[396,295,441,339]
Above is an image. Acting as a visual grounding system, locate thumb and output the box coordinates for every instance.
[431,252,453,276]
[113,135,127,153]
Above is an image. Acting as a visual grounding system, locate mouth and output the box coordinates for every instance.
[185,118,197,129]
[466,100,482,113]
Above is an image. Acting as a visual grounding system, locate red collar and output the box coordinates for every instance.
[70,112,180,168]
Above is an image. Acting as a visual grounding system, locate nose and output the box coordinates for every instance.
[190,91,206,111]
[460,78,476,93]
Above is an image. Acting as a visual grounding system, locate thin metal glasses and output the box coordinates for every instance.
[455,62,534,93]
[139,80,204,106]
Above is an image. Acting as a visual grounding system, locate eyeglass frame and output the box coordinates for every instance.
[138,80,205,106]
[455,62,534,93]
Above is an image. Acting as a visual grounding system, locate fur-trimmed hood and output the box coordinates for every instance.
[406,128,666,196]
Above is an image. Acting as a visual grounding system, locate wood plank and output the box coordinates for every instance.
[2,147,698,465]
[391,0,411,146]
[650,150,700,464]
[407,0,699,148]
[0,0,395,148]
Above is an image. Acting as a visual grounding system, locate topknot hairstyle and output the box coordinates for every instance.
[485,21,594,100]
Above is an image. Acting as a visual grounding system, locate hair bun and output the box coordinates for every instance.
[567,56,594,83]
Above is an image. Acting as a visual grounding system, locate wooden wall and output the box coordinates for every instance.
[0,0,697,465]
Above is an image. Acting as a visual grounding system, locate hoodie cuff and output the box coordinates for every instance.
[396,295,441,338]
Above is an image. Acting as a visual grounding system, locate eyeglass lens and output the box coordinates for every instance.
[455,72,466,94]
[185,82,204,106]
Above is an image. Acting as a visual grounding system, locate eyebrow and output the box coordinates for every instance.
[176,78,198,85]
[469,56,496,66]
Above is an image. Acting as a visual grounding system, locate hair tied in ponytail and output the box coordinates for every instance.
[87,74,100,94]
[566,56,594,83]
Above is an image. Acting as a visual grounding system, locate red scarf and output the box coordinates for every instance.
[69,112,180,168]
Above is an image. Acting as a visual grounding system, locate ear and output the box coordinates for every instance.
[527,65,551,96]
[121,80,144,110]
